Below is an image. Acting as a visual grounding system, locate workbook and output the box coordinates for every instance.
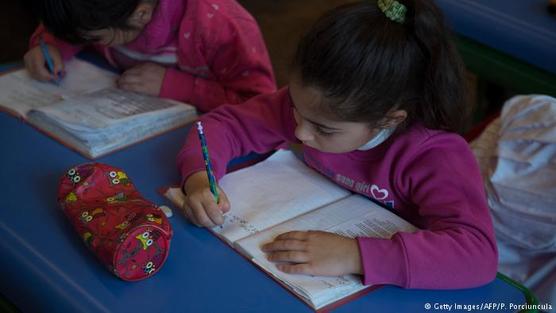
[163,150,417,311]
[0,59,197,158]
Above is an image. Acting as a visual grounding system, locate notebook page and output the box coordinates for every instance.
[26,88,196,158]
[236,194,417,309]
[29,105,195,158]
[0,59,117,117]
[28,88,188,130]
[215,150,351,243]
[163,150,350,244]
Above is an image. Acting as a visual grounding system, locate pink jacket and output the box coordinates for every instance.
[177,87,498,289]
[30,0,276,112]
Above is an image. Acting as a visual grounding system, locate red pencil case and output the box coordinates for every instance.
[57,163,172,281]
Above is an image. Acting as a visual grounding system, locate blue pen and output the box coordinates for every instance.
[196,121,220,203]
[39,37,60,85]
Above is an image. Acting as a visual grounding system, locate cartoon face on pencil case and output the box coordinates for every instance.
[57,163,172,281]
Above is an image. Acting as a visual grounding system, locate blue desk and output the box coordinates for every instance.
[436,0,556,97]
[0,63,19,73]
[0,112,529,313]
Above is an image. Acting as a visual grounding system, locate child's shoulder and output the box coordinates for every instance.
[388,124,479,178]
[186,0,256,23]
[396,123,470,155]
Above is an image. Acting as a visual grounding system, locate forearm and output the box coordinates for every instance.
[160,67,275,112]
[176,88,296,185]
[358,227,497,289]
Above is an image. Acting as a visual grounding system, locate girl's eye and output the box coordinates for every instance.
[314,126,335,137]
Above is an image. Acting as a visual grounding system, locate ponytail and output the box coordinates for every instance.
[402,0,469,133]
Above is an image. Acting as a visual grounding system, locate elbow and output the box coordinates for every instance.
[477,224,499,286]
[463,236,499,288]
[476,243,499,287]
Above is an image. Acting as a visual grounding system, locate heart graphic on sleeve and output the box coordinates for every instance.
[370,184,389,200]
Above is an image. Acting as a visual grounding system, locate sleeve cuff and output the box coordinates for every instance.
[357,235,410,287]
[29,28,81,61]
[177,151,228,190]
[160,67,195,103]
[178,150,207,189]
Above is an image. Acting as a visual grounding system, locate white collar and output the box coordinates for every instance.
[357,126,396,151]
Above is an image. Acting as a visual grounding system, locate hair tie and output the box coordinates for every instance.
[378,0,407,24]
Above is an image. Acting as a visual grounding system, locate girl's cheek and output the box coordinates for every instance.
[292,109,300,124]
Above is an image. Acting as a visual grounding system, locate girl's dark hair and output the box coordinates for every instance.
[293,0,469,133]
[33,0,145,44]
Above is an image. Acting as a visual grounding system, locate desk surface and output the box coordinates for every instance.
[0,113,527,313]
[436,0,556,75]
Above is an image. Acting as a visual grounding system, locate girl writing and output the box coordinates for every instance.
[177,0,497,288]
[24,0,276,111]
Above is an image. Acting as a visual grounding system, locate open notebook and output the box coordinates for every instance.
[0,59,197,159]
[164,150,417,311]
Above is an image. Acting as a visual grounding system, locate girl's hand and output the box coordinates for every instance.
[262,231,363,276]
[182,171,231,227]
[117,62,166,96]
[24,45,65,82]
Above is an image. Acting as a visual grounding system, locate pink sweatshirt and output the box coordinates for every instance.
[30,0,276,112]
[177,87,498,289]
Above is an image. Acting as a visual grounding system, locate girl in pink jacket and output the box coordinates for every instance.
[177,0,498,289]
[24,0,276,112]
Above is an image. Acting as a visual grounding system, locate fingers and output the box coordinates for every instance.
[24,48,52,81]
[117,63,165,96]
[203,188,225,226]
[262,239,307,252]
[190,202,217,227]
[261,231,318,275]
[24,46,65,82]
[117,70,143,92]
[117,68,150,93]
[122,64,145,76]
[49,47,65,80]
[275,231,310,241]
[267,250,309,263]
[263,233,311,264]
[181,201,195,224]
[276,263,314,275]
[217,188,231,213]
[182,188,225,227]
[118,81,141,93]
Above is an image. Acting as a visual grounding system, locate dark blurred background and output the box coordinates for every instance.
[0,1,37,63]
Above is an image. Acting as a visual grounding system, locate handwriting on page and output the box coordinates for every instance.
[0,71,65,116]
[216,214,260,235]
[91,89,178,119]
[5,88,63,110]
[33,87,184,129]
[320,276,352,289]
[331,214,400,239]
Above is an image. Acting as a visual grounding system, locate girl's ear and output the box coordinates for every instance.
[129,2,156,27]
[382,110,408,128]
